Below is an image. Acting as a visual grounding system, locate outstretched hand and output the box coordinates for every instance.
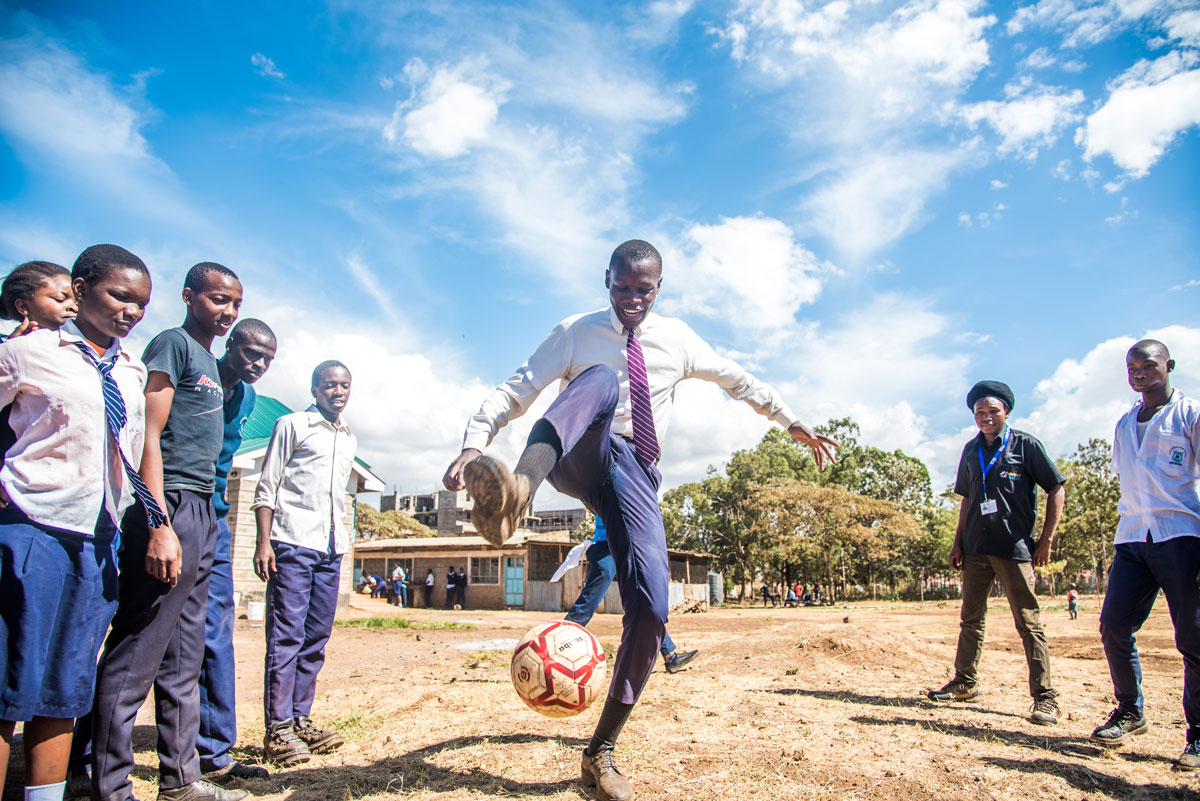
[443,448,481,491]
[788,423,839,471]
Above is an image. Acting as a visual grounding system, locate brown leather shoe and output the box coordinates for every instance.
[463,456,530,546]
[580,749,633,801]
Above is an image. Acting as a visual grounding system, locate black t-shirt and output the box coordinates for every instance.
[142,328,223,493]
[954,427,1066,561]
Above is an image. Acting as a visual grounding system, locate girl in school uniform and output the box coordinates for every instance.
[0,245,155,801]
[0,261,78,341]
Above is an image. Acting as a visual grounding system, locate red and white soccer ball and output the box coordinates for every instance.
[510,620,606,718]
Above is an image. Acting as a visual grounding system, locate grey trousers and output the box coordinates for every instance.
[954,553,1056,700]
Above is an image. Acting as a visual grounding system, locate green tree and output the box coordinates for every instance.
[1055,438,1121,592]
[356,505,435,540]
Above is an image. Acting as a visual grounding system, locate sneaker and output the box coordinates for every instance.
[664,649,699,674]
[1175,739,1200,771]
[156,780,249,801]
[294,716,344,754]
[1090,707,1148,746]
[203,760,270,781]
[462,456,531,546]
[263,721,311,766]
[927,679,979,702]
[1029,697,1060,726]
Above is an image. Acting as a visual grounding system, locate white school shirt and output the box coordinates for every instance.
[0,323,147,536]
[251,405,357,554]
[462,308,799,454]
[1111,389,1200,544]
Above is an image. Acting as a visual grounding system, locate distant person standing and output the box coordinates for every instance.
[928,380,1065,727]
[445,568,456,609]
[1067,585,1079,620]
[456,567,467,608]
[1090,340,1200,772]
[253,361,356,766]
[424,569,434,608]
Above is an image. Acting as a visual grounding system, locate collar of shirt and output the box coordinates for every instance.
[60,319,124,362]
[304,404,352,435]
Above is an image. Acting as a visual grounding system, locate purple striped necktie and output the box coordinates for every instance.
[625,327,659,464]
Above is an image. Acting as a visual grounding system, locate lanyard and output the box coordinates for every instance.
[978,427,1011,499]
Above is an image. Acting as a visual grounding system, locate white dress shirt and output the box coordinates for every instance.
[252,405,357,554]
[1112,389,1200,544]
[463,307,799,454]
[0,323,147,536]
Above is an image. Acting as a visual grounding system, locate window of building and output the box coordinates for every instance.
[470,557,500,585]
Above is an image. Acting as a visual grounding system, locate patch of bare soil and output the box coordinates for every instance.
[7,595,1198,800]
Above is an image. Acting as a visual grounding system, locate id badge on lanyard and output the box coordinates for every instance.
[978,427,1011,516]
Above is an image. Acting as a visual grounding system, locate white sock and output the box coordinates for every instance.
[24,781,65,801]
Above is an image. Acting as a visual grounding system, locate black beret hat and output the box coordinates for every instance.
[967,380,1015,413]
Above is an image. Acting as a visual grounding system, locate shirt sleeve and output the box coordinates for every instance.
[1025,435,1067,492]
[0,339,23,409]
[1111,417,1124,475]
[141,330,187,386]
[462,321,573,452]
[680,323,798,429]
[251,415,295,511]
[953,444,972,497]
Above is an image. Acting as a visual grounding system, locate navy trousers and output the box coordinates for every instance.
[565,539,675,657]
[197,516,238,770]
[91,491,217,801]
[263,541,342,727]
[1100,534,1200,739]
[542,365,669,705]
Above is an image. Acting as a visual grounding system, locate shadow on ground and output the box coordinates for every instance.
[982,756,1196,800]
[851,714,1104,758]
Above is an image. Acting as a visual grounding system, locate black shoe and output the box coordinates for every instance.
[66,770,91,800]
[664,649,699,674]
[203,760,270,781]
[927,679,979,702]
[294,715,344,754]
[1091,707,1148,746]
[1176,739,1200,771]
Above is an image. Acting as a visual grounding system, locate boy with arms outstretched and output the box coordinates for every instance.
[444,240,836,801]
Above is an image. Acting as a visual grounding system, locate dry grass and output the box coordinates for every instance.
[6,595,1199,800]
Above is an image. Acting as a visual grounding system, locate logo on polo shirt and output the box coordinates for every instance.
[1171,447,1186,466]
[196,374,221,393]
[999,469,1022,480]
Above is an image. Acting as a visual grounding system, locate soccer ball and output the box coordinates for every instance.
[510,620,606,717]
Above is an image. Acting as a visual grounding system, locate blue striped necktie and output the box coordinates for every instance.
[72,341,168,528]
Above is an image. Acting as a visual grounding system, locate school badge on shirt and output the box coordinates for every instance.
[1171,446,1186,466]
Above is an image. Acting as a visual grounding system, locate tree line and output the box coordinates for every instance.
[661,420,1120,602]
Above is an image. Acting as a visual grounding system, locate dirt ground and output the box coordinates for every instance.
[8,594,1200,800]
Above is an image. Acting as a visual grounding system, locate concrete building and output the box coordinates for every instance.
[352,535,714,613]
[381,487,590,537]
[225,396,385,612]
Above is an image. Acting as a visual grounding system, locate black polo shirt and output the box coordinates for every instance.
[954,427,1065,561]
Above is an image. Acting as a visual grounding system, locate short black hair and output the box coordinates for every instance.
[184,261,239,292]
[1130,338,1170,361]
[229,318,277,347]
[312,359,350,387]
[71,244,148,285]
[0,261,70,321]
[609,239,662,273]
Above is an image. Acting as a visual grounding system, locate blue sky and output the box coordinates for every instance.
[1,0,1198,507]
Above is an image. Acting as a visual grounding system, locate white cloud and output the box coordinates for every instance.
[1166,8,1200,47]
[251,52,285,79]
[958,82,1084,156]
[990,178,1008,189]
[1022,47,1057,69]
[1078,50,1200,177]
[663,216,828,332]
[385,58,507,158]
[1006,0,1184,48]
[1014,325,1200,461]
[807,148,966,261]
[1171,279,1200,292]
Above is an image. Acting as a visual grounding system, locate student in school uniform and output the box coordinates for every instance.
[253,361,356,766]
[0,245,154,801]
[197,320,277,783]
[424,569,434,607]
[443,239,837,801]
[455,567,467,608]
[0,261,78,341]
[90,262,247,801]
[565,516,699,674]
[1090,340,1200,770]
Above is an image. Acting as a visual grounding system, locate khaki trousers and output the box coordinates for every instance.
[954,554,1055,699]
